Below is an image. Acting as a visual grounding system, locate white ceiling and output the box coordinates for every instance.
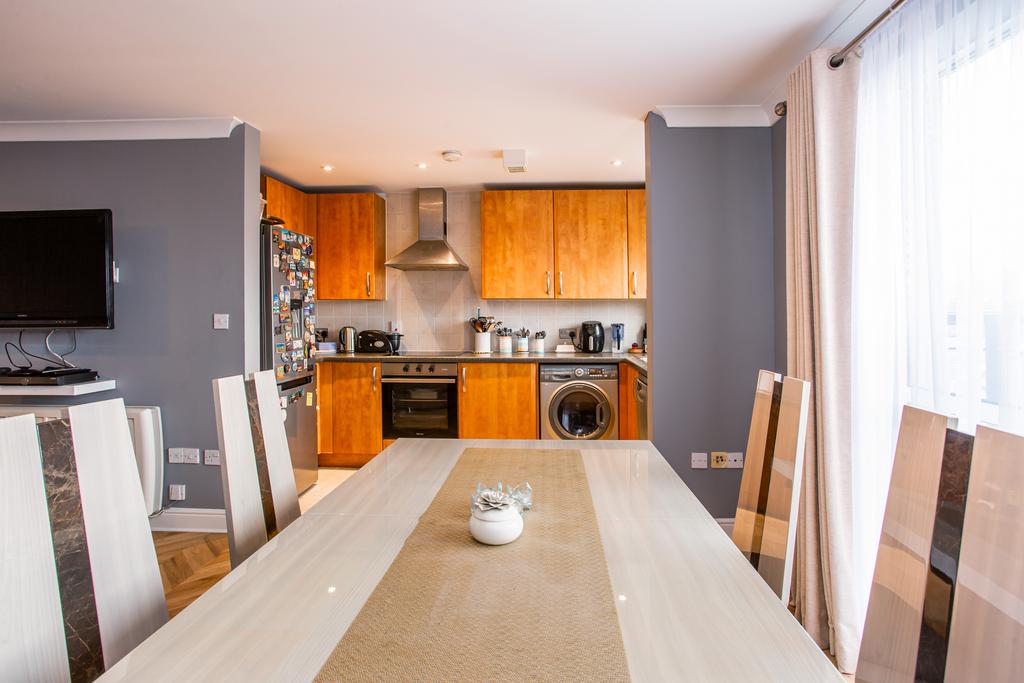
[1,0,876,191]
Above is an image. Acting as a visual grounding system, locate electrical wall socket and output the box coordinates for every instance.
[726,452,744,469]
[168,484,186,501]
[691,452,708,469]
[213,313,230,329]
[559,328,574,340]
[710,451,729,469]
[168,447,201,464]
[203,449,221,466]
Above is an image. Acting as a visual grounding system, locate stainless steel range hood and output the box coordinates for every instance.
[385,187,468,271]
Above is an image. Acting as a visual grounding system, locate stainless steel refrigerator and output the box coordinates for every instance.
[260,220,318,493]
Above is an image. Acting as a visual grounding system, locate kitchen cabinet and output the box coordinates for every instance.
[553,190,628,299]
[626,189,647,299]
[458,363,538,439]
[480,190,555,299]
[317,193,386,300]
[619,362,645,439]
[318,361,382,466]
[262,175,317,259]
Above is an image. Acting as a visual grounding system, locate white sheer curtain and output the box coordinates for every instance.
[851,0,1024,643]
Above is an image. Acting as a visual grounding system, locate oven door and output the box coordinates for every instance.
[381,377,458,439]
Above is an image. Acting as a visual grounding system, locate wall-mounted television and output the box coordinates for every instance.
[0,209,114,328]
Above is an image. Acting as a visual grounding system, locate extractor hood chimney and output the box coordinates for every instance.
[385,187,469,271]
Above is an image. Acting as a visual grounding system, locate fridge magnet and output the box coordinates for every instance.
[272,254,280,268]
[275,366,285,380]
[310,260,316,270]
[275,342,286,354]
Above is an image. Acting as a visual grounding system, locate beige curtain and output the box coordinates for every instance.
[786,48,861,673]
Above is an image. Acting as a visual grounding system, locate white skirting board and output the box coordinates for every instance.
[149,507,227,533]
[716,518,735,537]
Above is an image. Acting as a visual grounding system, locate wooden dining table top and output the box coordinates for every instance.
[100,439,840,682]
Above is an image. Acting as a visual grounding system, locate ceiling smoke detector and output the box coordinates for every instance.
[502,149,527,173]
[441,149,462,162]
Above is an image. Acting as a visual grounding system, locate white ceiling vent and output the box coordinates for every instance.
[502,149,527,173]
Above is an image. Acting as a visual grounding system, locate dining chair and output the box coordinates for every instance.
[754,375,810,604]
[213,374,269,567]
[732,369,782,566]
[856,405,972,683]
[246,369,301,532]
[944,425,1024,681]
[1,399,168,681]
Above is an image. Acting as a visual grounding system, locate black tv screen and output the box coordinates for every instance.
[0,209,114,328]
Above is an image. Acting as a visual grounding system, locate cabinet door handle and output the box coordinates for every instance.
[558,271,564,296]
[461,367,467,392]
[632,271,638,296]
[545,271,551,294]
[372,366,377,392]
[366,272,372,297]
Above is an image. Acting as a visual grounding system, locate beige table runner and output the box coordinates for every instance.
[315,448,630,682]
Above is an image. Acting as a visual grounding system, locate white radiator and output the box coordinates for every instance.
[0,404,164,515]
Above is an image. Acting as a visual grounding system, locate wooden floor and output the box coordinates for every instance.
[153,531,230,617]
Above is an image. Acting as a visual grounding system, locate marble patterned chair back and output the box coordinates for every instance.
[212,374,269,567]
[732,369,783,566]
[755,375,810,604]
[944,425,1024,681]
[245,369,301,534]
[856,406,973,683]
[0,400,168,682]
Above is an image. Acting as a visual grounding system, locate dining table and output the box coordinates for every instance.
[100,438,841,682]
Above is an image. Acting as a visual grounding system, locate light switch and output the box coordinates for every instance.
[213,313,230,330]
[203,449,221,466]
[691,452,708,469]
[168,484,186,501]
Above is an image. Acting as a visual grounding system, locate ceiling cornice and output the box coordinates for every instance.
[0,117,245,142]
[653,105,771,128]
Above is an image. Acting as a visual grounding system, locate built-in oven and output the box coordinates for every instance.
[381,361,459,439]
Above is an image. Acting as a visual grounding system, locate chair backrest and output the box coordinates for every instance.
[755,375,810,604]
[856,406,972,683]
[1,399,168,681]
[945,425,1024,681]
[246,369,300,532]
[733,369,783,564]
[213,374,269,567]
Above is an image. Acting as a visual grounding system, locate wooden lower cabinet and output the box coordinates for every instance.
[458,363,538,439]
[318,362,382,467]
[619,363,643,439]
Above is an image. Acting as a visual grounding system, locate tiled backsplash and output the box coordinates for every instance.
[316,191,647,352]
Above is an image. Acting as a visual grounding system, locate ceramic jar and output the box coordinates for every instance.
[474,331,491,353]
[469,505,523,545]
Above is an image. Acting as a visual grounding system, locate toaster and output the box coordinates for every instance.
[355,330,394,354]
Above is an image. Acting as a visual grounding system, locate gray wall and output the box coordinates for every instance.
[771,117,787,372]
[644,112,777,518]
[0,124,260,509]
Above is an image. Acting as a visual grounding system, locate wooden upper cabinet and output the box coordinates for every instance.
[263,176,314,236]
[317,193,386,300]
[553,190,628,299]
[480,190,555,299]
[319,361,382,467]
[626,189,647,299]
[458,363,538,439]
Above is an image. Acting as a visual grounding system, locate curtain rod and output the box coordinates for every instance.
[775,0,909,115]
[828,0,908,68]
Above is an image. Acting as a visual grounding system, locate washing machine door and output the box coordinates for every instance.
[547,382,612,440]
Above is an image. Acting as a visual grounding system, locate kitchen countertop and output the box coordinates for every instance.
[315,350,648,374]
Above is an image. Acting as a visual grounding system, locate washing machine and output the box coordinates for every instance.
[540,364,619,440]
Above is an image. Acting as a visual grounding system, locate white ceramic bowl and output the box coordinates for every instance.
[469,506,523,545]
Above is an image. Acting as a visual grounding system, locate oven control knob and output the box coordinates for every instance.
[403,364,410,372]
[428,365,435,373]
[574,367,585,377]
[416,365,423,373]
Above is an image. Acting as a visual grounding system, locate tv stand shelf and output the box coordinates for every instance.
[0,379,116,397]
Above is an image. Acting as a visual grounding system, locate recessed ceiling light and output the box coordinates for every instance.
[610,159,624,167]
[416,162,428,169]
[321,164,333,172]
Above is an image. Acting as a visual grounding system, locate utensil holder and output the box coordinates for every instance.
[498,336,513,353]
[474,332,491,353]
[515,337,529,353]
[530,338,545,354]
